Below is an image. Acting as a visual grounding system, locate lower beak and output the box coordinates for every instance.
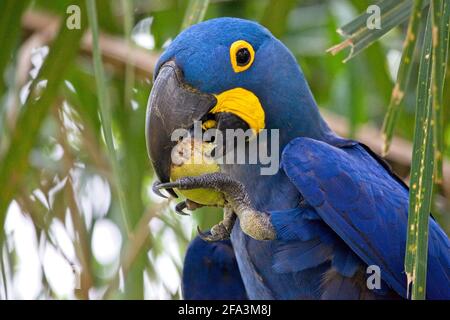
[145,61,217,195]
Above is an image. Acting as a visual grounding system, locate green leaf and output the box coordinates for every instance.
[381,0,427,155]
[0,0,30,97]
[180,0,210,31]
[0,1,87,237]
[327,0,428,62]
[86,0,131,233]
[405,8,434,300]
[431,0,450,184]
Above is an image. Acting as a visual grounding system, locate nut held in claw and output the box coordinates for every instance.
[170,138,225,207]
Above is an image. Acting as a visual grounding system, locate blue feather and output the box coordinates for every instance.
[281,137,450,299]
[182,236,248,300]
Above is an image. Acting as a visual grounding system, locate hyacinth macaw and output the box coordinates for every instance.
[146,18,450,300]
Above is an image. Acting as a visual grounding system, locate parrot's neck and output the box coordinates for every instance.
[248,42,348,151]
[262,73,346,149]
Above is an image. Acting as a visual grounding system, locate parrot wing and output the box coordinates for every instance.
[279,137,450,299]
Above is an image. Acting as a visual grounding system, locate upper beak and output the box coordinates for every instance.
[145,61,217,196]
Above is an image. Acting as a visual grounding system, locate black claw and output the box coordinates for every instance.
[175,201,190,216]
[197,225,229,242]
[197,225,208,238]
[196,226,214,242]
[152,181,168,199]
[155,181,181,191]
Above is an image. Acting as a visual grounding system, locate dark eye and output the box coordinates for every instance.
[230,40,254,72]
[236,48,251,66]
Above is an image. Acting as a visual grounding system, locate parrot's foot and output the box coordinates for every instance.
[197,206,236,242]
[175,199,203,216]
[154,173,276,241]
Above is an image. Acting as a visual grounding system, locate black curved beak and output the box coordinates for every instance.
[145,61,217,196]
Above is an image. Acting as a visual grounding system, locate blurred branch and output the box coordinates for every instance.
[22,10,158,79]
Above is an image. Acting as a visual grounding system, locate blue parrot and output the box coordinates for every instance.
[146,18,450,300]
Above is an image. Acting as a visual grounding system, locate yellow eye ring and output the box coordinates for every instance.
[229,40,255,73]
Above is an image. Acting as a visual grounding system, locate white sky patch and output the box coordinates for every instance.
[132,17,155,50]
[180,215,194,242]
[5,201,42,299]
[71,170,112,229]
[48,175,68,209]
[70,168,92,228]
[387,49,402,82]
[49,143,64,161]
[149,217,165,235]
[32,189,49,209]
[147,252,171,299]
[64,208,76,241]
[19,46,49,105]
[147,177,170,204]
[118,267,125,293]
[84,175,111,219]
[91,219,122,265]
[143,270,153,299]
[42,243,76,299]
[16,40,49,106]
[89,286,107,300]
[29,46,49,79]
[49,219,76,262]
[19,81,32,105]
[163,225,184,268]
[162,38,172,49]
[131,99,139,111]
[153,229,182,295]
[64,80,76,93]
[61,101,83,151]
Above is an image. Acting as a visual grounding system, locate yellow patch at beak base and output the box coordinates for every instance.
[210,88,265,134]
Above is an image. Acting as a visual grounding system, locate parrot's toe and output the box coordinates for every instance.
[197,224,230,242]
[152,180,169,199]
[175,201,190,216]
[175,199,204,215]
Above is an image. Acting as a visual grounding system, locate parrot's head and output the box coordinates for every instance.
[146,17,335,189]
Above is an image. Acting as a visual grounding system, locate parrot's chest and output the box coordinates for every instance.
[225,166,325,299]
[230,223,327,299]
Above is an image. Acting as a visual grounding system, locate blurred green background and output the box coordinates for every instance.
[0,0,448,299]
